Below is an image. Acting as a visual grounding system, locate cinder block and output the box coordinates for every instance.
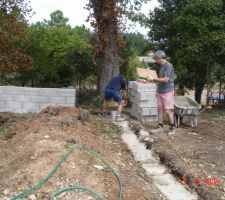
[23,102,40,110]
[129,95,135,103]
[21,87,40,95]
[140,108,151,116]
[0,94,13,101]
[39,88,75,97]
[140,115,158,123]
[56,89,76,97]
[31,96,49,103]
[14,109,27,114]
[135,100,157,108]
[131,103,139,111]
[151,108,158,115]
[39,103,56,110]
[14,95,30,102]
[65,97,75,104]
[134,82,156,92]
[128,81,135,89]
[48,97,66,104]
[7,101,23,109]
[6,86,40,95]
[0,101,7,108]
[139,101,152,108]
[0,86,7,93]
[138,92,156,101]
[14,109,40,114]
[0,107,13,112]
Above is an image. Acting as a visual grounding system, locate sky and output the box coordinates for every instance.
[28,0,159,35]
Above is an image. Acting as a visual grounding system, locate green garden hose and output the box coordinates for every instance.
[10,144,123,200]
[50,186,105,200]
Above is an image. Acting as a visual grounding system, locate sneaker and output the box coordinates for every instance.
[115,116,126,122]
[149,125,164,134]
[168,126,176,136]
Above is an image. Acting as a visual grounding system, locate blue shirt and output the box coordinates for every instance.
[106,75,126,91]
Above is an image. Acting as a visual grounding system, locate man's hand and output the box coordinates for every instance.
[121,90,128,100]
[147,75,153,81]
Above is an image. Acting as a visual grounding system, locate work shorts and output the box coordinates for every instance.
[157,91,174,110]
[104,88,122,102]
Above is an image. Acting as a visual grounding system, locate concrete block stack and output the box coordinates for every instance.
[0,86,76,114]
[129,81,158,123]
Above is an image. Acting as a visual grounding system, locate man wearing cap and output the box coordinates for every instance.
[150,50,175,135]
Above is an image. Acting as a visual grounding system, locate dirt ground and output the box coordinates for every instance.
[144,107,225,200]
[0,107,164,200]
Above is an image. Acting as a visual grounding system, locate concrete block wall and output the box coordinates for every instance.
[0,86,76,114]
[129,81,158,123]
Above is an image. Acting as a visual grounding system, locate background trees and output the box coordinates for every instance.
[0,0,33,75]
[146,0,225,103]
[2,0,225,105]
[1,10,96,88]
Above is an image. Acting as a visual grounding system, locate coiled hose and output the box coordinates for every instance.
[10,145,122,200]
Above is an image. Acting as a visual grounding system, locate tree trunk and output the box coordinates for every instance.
[91,0,120,96]
[194,82,205,104]
[99,24,120,96]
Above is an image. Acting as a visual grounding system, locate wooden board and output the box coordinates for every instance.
[136,68,158,79]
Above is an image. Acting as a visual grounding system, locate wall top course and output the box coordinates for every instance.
[0,86,76,114]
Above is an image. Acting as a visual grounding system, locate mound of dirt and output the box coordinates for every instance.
[0,107,162,200]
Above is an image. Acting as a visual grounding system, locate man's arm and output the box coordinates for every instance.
[153,77,169,83]
[154,64,173,83]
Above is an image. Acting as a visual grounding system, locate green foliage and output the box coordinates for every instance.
[0,128,12,140]
[120,32,149,80]
[91,117,123,135]
[214,64,225,83]
[43,10,69,28]
[1,10,96,88]
[144,0,225,102]
[0,0,33,74]
[91,96,103,108]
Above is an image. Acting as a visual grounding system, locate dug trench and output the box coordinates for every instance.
[129,111,225,200]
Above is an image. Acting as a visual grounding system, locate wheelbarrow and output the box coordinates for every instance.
[174,96,201,128]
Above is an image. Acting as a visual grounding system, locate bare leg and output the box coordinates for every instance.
[158,107,164,124]
[117,100,124,116]
[165,109,174,125]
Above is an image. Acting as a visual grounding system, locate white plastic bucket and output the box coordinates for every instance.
[111,110,117,122]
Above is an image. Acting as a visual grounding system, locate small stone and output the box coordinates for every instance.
[29,194,37,200]
[30,156,35,160]
[3,189,10,195]
[56,192,66,198]
[44,135,50,139]
[94,165,104,170]
[56,182,62,187]
[187,132,197,135]
[223,187,225,192]
[129,163,133,166]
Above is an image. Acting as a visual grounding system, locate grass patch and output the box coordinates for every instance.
[0,127,13,140]
[0,112,34,140]
[90,117,123,135]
